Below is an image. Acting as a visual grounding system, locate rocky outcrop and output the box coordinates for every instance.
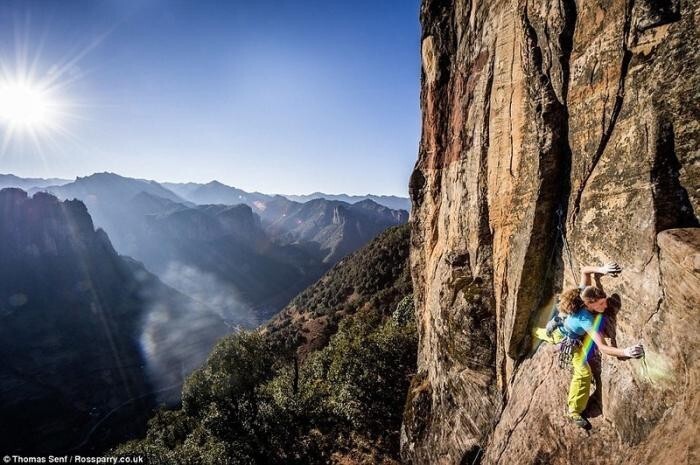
[403,1,699,464]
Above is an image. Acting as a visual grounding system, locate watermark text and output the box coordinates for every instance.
[3,456,144,464]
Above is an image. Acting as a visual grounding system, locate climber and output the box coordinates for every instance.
[535,263,644,428]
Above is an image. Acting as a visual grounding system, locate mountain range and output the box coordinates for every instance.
[163,180,411,212]
[282,192,410,211]
[0,173,410,211]
[14,172,408,324]
[0,173,71,190]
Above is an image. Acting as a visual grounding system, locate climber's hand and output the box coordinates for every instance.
[599,262,622,276]
[545,316,561,337]
[623,344,644,359]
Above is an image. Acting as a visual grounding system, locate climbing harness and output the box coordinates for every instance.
[558,335,583,369]
[543,312,584,370]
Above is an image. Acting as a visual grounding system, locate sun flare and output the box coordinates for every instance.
[0,69,74,156]
[0,81,54,128]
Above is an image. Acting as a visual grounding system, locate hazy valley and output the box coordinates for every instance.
[0,174,409,456]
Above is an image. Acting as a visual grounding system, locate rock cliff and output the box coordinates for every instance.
[403,1,699,464]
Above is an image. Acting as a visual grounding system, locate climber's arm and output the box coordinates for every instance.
[579,266,596,287]
[589,330,625,357]
[579,263,622,287]
[589,330,643,358]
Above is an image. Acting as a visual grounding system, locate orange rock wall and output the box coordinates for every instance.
[403,1,699,463]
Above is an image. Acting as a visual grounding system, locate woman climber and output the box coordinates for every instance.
[535,263,644,428]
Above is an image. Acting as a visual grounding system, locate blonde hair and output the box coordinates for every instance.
[559,288,583,314]
[559,286,607,314]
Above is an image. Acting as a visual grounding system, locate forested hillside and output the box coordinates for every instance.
[115,224,416,464]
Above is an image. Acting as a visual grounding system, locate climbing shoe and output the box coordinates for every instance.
[567,412,589,429]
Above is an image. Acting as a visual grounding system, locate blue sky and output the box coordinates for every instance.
[0,0,420,196]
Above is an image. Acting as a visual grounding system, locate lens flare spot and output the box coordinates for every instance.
[0,81,55,128]
[639,350,674,385]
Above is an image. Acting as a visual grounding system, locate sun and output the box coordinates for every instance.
[0,73,72,156]
[0,80,55,129]
[0,18,93,157]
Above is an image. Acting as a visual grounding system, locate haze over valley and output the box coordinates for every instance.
[7,172,408,325]
[0,172,409,454]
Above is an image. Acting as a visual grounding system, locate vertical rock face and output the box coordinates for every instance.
[403,1,698,464]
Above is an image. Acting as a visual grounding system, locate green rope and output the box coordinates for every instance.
[640,353,654,385]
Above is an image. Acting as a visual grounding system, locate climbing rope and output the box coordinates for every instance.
[640,354,652,383]
[538,205,568,299]
[470,446,483,465]
[556,206,579,286]
[638,341,654,385]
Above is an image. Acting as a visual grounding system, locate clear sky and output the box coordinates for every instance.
[0,0,421,196]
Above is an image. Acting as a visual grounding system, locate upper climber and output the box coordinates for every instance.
[535,262,644,428]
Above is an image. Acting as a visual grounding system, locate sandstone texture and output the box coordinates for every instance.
[403,1,699,464]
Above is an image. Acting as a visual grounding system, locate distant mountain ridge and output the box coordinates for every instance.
[162,179,410,211]
[162,180,270,207]
[36,172,187,204]
[6,173,408,323]
[123,191,326,324]
[283,192,410,211]
[2,173,409,211]
[3,172,409,211]
[261,197,409,264]
[0,173,71,190]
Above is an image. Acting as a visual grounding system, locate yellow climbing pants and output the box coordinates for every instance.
[534,327,592,415]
